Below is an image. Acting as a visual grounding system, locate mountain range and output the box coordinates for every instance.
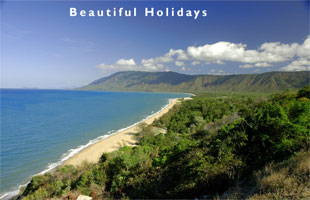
[80,71,310,93]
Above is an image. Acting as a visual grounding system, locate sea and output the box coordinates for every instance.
[0,89,190,199]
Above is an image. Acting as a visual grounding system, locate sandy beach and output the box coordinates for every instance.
[64,97,191,166]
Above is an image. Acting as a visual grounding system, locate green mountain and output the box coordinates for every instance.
[80,71,310,93]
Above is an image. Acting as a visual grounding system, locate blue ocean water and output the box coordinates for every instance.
[0,89,189,198]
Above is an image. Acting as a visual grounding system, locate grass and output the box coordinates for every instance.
[250,151,310,199]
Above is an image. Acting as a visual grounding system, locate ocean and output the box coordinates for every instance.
[0,89,189,198]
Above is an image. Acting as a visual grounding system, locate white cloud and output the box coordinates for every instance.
[296,36,310,58]
[280,58,310,71]
[139,48,188,70]
[188,42,251,62]
[170,49,188,60]
[210,69,216,73]
[255,62,272,67]
[141,49,187,69]
[259,36,310,60]
[240,62,272,68]
[185,36,309,67]
[191,61,200,66]
[216,60,225,65]
[96,36,310,74]
[97,58,164,74]
[187,40,302,64]
[181,67,186,71]
[175,61,185,67]
[115,58,136,66]
[141,59,166,71]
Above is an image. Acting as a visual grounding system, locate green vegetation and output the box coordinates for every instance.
[80,71,310,94]
[15,87,310,199]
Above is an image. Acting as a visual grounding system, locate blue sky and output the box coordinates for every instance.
[1,1,309,88]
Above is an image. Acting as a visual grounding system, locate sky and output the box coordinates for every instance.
[1,0,309,89]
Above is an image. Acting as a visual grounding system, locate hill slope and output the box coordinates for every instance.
[80,71,310,93]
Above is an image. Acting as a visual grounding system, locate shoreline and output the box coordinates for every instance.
[0,96,191,200]
[63,97,189,166]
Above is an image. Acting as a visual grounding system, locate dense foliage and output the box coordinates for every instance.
[16,87,310,199]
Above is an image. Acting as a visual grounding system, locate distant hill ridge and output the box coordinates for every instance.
[80,71,310,93]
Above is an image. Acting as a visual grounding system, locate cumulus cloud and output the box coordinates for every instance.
[240,62,272,68]
[97,36,310,74]
[97,58,165,74]
[187,37,309,64]
[115,58,136,66]
[259,37,310,60]
[280,58,310,71]
[175,35,308,70]
[188,42,254,62]
[141,49,187,68]
[296,37,310,58]
[175,61,185,67]
[141,59,166,71]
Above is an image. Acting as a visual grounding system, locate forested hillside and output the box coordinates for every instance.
[15,87,310,199]
[81,71,310,93]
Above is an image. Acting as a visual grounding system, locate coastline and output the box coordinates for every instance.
[63,97,191,166]
[0,96,191,200]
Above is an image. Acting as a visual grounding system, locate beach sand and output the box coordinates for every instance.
[64,97,192,166]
